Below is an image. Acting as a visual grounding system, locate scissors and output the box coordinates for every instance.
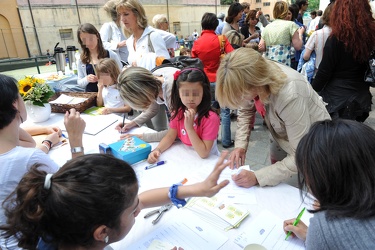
[144,203,173,225]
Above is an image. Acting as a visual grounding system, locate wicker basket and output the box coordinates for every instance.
[49,92,97,113]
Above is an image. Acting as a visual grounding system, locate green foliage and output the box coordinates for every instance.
[307,0,320,11]
[221,0,233,5]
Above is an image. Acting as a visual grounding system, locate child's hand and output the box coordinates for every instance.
[147,149,161,163]
[100,107,111,115]
[45,126,62,136]
[44,131,60,146]
[184,109,196,130]
[119,133,143,140]
[97,80,104,90]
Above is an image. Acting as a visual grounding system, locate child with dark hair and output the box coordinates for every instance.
[0,74,85,249]
[284,119,375,248]
[0,153,230,250]
[147,68,220,163]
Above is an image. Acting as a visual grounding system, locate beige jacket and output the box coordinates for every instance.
[236,63,331,186]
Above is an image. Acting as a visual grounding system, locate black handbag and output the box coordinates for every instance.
[151,56,203,72]
[364,50,375,87]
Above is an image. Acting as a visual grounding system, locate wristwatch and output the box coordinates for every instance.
[71,146,84,154]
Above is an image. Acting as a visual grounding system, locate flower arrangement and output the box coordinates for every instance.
[18,76,54,107]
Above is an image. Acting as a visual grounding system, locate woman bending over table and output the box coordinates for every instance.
[116,66,179,140]
[215,48,330,188]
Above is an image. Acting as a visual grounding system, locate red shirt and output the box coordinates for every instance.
[192,30,234,82]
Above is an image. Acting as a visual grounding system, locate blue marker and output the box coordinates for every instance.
[145,160,167,170]
[61,133,68,139]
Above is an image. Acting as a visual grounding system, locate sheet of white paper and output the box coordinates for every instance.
[127,211,228,250]
[59,113,119,135]
[49,94,74,104]
[234,210,305,250]
[147,239,174,250]
[216,165,257,204]
[49,94,87,104]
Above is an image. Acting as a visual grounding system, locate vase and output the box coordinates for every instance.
[25,101,51,123]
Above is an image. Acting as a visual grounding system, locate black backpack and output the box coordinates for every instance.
[151,56,203,73]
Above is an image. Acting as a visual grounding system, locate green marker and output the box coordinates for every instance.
[285,207,306,240]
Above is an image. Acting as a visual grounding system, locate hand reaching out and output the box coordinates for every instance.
[229,148,246,169]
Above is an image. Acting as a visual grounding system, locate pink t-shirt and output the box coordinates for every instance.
[169,110,220,146]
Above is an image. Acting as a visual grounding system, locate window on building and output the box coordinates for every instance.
[263,2,270,6]
[173,22,181,32]
[256,0,262,3]
[59,29,73,40]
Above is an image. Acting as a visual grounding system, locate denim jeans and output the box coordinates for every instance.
[221,107,231,146]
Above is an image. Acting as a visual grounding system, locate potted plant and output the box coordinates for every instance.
[18,76,55,122]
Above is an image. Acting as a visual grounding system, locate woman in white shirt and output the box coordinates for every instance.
[100,0,129,64]
[116,0,170,71]
[303,4,332,76]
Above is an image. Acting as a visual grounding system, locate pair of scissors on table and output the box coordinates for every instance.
[144,203,173,225]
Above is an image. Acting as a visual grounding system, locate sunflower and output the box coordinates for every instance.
[18,77,35,96]
[18,76,53,106]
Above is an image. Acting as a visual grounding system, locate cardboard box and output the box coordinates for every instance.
[109,137,151,165]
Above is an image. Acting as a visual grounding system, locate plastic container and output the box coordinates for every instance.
[109,137,151,165]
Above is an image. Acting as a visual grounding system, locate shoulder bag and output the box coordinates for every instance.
[364,50,375,87]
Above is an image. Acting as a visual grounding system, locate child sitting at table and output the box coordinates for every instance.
[147,68,220,163]
[96,58,132,115]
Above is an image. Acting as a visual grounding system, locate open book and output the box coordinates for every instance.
[185,196,250,231]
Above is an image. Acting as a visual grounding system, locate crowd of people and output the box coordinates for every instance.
[1,0,375,249]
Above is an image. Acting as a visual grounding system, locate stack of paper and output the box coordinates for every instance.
[185,196,250,231]
[49,94,87,105]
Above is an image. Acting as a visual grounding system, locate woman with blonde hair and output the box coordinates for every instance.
[225,30,244,49]
[116,66,179,141]
[216,48,330,188]
[258,1,305,67]
[100,0,129,64]
[116,0,170,70]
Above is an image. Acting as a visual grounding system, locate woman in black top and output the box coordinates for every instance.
[312,0,375,122]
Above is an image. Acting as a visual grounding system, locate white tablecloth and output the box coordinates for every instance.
[24,113,313,250]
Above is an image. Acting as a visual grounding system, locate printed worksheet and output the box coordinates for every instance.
[216,165,257,204]
[127,211,228,250]
[234,210,305,250]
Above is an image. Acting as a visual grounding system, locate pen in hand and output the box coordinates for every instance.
[285,207,306,240]
[121,113,127,134]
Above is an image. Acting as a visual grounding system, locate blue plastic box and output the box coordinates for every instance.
[108,136,151,165]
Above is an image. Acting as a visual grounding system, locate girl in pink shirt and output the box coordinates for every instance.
[147,68,220,163]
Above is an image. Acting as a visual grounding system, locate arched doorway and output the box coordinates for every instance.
[0,14,17,59]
